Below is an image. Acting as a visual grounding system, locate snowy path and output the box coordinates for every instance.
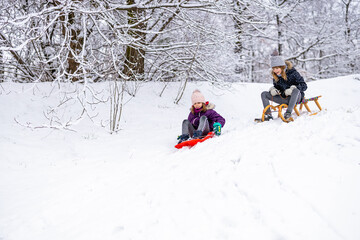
[1,76,360,240]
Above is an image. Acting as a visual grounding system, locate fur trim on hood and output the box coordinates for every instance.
[285,61,293,70]
[207,102,215,109]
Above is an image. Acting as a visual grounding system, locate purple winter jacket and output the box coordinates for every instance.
[188,109,225,131]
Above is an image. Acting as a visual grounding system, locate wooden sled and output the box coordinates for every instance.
[257,96,323,123]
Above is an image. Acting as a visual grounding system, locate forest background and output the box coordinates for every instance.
[1,0,359,132]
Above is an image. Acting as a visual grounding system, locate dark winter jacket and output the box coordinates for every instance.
[188,109,225,131]
[273,61,307,100]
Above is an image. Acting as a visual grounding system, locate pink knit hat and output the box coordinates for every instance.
[191,89,205,105]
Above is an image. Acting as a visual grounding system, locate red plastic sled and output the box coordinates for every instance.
[175,132,215,149]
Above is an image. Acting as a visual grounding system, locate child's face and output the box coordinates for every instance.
[273,67,282,75]
[193,102,203,109]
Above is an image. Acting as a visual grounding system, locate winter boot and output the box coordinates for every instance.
[177,134,189,143]
[264,114,273,121]
[192,130,203,139]
[284,112,292,121]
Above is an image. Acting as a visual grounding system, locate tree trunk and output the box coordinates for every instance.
[0,50,3,82]
[67,11,83,82]
[276,14,283,55]
[123,0,146,81]
[233,1,244,54]
[343,0,352,43]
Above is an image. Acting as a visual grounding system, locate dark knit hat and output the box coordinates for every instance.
[270,50,286,68]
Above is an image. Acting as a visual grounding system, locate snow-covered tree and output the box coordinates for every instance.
[0,0,359,84]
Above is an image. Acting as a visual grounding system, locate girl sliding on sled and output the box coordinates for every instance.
[261,50,308,121]
[178,89,226,144]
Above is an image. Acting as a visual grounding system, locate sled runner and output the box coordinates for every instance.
[175,132,215,149]
[255,96,323,123]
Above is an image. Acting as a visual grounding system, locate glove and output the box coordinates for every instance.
[269,86,280,96]
[213,122,222,136]
[284,85,297,96]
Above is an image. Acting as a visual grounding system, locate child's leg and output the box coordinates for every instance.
[197,116,210,136]
[182,119,195,137]
[286,88,301,113]
[261,91,288,114]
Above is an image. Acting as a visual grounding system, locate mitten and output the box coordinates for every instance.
[284,85,297,96]
[213,122,222,136]
[269,86,280,96]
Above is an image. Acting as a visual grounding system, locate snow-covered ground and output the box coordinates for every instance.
[1,75,360,240]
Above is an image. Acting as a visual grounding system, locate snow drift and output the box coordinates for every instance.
[1,75,360,240]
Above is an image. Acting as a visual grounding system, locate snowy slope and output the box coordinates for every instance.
[0,75,360,240]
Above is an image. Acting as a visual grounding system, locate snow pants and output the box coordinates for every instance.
[182,116,210,137]
[261,88,301,115]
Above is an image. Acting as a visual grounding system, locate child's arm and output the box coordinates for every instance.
[209,110,225,128]
[292,70,307,91]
